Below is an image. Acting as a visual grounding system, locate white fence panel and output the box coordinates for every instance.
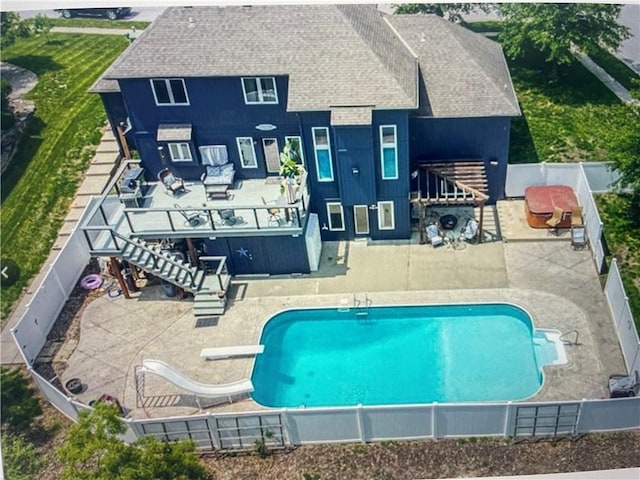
[574,168,606,271]
[605,261,640,374]
[578,398,640,432]
[362,405,433,441]
[288,409,360,443]
[30,368,80,421]
[545,164,580,190]
[435,404,508,437]
[54,231,91,293]
[582,163,620,193]
[505,164,547,197]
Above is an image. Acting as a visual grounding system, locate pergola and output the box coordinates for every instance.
[410,161,490,244]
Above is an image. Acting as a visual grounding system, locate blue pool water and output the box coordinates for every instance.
[251,303,559,408]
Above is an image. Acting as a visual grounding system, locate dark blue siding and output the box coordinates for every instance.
[204,235,309,275]
[100,93,128,154]
[333,126,375,206]
[409,116,511,202]
[118,76,303,181]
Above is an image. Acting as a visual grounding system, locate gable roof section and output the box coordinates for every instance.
[387,14,520,118]
[92,5,417,111]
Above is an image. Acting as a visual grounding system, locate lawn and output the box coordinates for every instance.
[507,53,639,164]
[0,33,128,322]
[47,17,150,30]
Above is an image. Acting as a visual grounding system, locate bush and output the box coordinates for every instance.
[1,430,45,480]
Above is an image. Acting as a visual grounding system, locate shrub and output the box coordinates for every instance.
[1,430,45,480]
[0,368,42,432]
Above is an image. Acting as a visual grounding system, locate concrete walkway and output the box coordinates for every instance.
[50,26,136,36]
[573,49,639,105]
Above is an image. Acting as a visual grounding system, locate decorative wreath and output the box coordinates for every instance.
[80,274,103,290]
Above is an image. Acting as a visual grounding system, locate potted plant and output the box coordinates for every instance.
[279,139,302,203]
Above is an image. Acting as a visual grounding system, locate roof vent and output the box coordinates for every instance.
[188,17,195,28]
[420,32,426,42]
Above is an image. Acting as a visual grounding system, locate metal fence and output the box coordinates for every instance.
[10,163,640,451]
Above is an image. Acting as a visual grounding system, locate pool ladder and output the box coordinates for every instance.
[354,294,373,323]
[559,330,580,346]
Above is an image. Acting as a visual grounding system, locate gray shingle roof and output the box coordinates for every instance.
[387,14,521,118]
[95,5,417,111]
[92,5,519,118]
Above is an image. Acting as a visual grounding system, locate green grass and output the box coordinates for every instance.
[507,54,639,164]
[596,193,640,330]
[47,17,150,30]
[588,47,640,99]
[0,33,128,322]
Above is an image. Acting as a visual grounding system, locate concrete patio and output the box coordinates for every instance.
[54,205,626,418]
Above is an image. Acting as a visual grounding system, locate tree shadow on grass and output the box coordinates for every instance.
[3,55,63,77]
[508,106,539,164]
[1,116,46,203]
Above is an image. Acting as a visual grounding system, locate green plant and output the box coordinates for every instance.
[253,430,275,458]
[1,430,45,480]
[351,443,368,454]
[0,367,43,433]
[303,473,322,480]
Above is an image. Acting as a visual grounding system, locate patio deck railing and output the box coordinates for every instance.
[80,160,310,251]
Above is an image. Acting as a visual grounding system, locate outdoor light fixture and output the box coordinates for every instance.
[489,158,499,166]
[321,223,329,230]
[157,145,168,164]
[352,166,359,175]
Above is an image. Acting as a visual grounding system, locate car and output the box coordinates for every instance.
[55,7,132,20]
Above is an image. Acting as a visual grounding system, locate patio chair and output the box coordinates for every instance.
[261,196,282,226]
[462,218,479,242]
[425,223,444,247]
[158,168,186,196]
[218,209,243,227]
[174,204,205,227]
[545,206,564,235]
[571,205,584,227]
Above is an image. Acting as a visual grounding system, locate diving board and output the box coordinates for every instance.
[200,345,265,360]
[139,359,253,398]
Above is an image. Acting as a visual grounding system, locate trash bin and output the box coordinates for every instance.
[162,280,177,298]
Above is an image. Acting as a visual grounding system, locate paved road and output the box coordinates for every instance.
[16,6,165,22]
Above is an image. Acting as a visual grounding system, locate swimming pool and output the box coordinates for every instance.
[251,303,565,408]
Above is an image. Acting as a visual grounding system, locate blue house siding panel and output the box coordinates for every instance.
[333,126,375,206]
[409,116,511,202]
[204,235,309,275]
[118,76,303,181]
[373,110,410,200]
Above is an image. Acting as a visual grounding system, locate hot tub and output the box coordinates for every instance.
[524,185,578,229]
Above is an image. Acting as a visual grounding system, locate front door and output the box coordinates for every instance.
[262,138,280,173]
[354,205,369,235]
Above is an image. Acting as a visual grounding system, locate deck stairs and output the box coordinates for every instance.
[119,237,231,316]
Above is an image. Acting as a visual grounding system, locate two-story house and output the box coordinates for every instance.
[85,4,519,285]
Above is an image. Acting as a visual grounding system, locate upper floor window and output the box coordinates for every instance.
[380,125,398,180]
[312,127,334,182]
[168,142,192,162]
[284,136,305,166]
[151,79,189,106]
[242,77,278,104]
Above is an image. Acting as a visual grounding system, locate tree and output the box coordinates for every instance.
[0,367,43,432]
[498,3,630,78]
[57,402,207,480]
[32,14,53,41]
[393,3,492,22]
[0,12,31,49]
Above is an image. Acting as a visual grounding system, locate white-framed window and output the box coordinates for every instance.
[150,78,189,106]
[236,137,258,168]
[284,135,305,166]
[312,127,333,182]
[380,125,398,180]
[241,77,278,104]
[168,142,192,162]
[326,202,345,231]
[377,201,395,230]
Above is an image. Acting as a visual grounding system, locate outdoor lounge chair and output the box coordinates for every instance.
[261,196,281,226]
[218,209,243,226]
[545,206,564,235]
[174,204,205,227]
[570,205,587,249]
[425,223,444,247]
[462,218,479,242]
[571,206,584,227]
[158,168,186,196]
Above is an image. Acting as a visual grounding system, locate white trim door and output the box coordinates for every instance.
[353,205,369,235]
[262,138,280,173]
